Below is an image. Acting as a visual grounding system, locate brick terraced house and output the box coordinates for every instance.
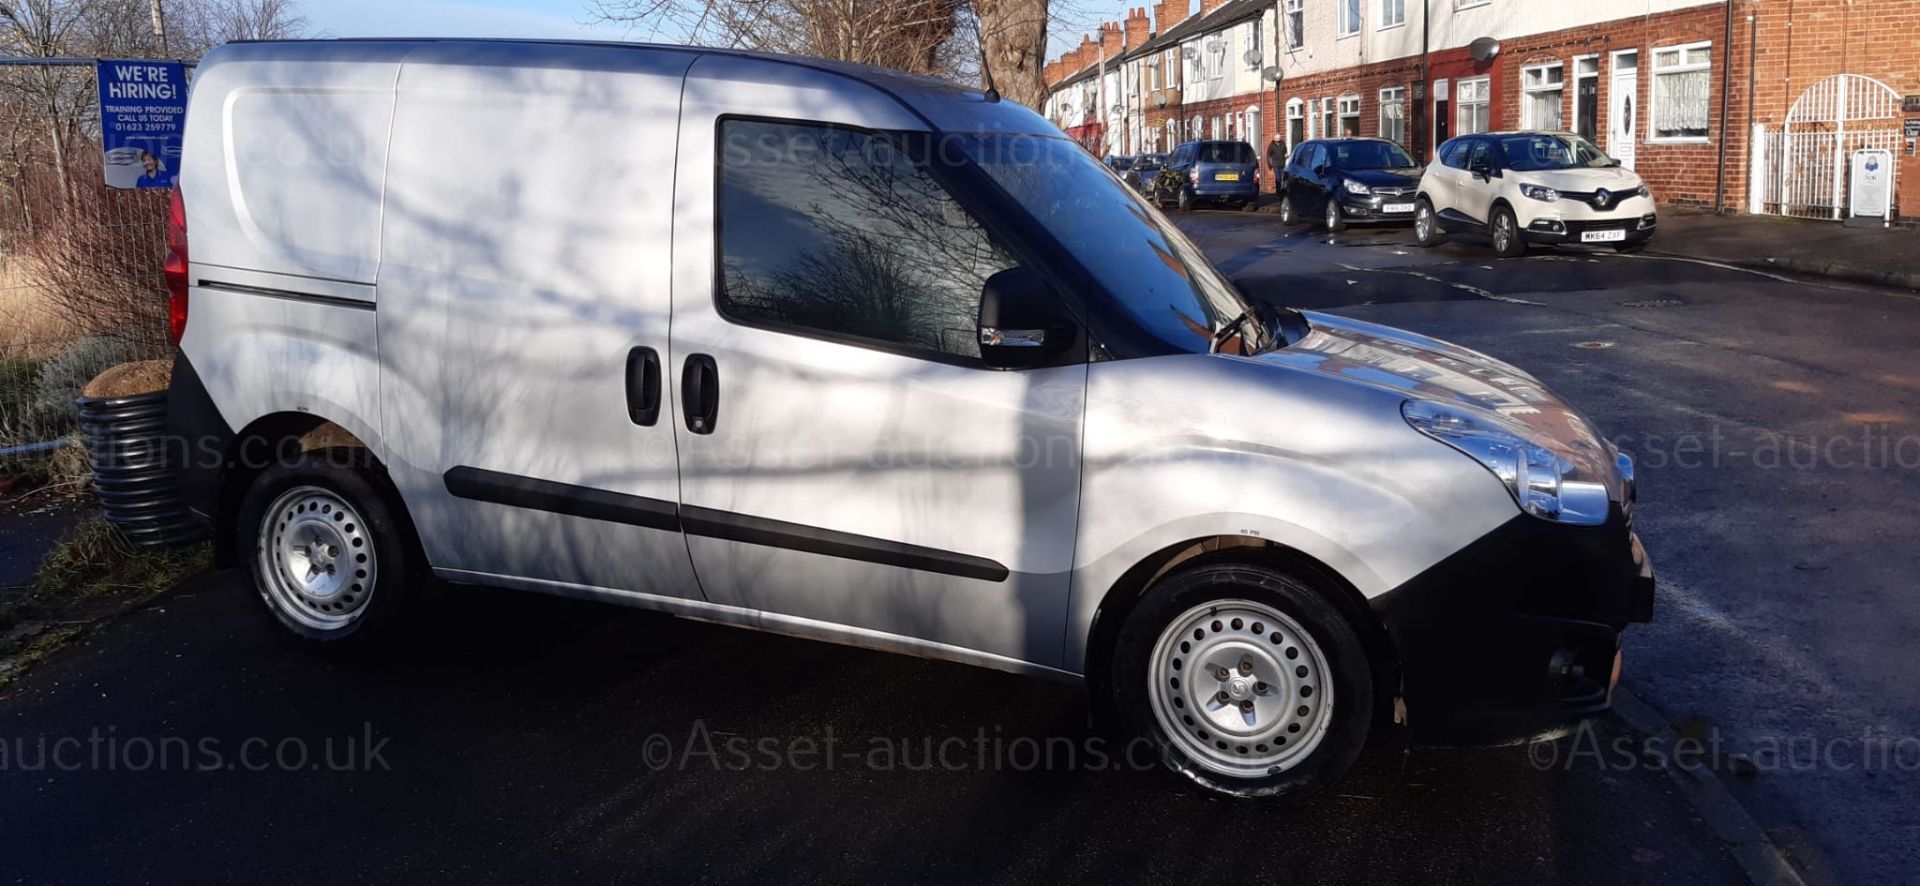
[1045,0,1920,222]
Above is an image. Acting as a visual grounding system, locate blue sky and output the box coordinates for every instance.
[303,0,1132,55]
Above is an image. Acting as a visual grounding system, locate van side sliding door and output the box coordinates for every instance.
[375,43,704,600]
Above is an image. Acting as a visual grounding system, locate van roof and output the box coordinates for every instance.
[211,38,1041,134]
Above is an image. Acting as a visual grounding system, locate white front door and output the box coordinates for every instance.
[1609,50,1639,170]
[668,56,1086,669]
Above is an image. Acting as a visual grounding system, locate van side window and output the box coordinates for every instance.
[717,118,1017,362]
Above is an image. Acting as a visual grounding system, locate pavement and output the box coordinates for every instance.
[1176,210,1920,884]
[0,573,1744,884]
[0,499,81,591]
[1251,192,1920,291]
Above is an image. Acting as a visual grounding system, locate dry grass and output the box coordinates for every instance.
[0,252,83,354]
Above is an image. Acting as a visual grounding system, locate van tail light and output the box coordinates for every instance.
[165,186,189,345]
[1189,169,1199,185]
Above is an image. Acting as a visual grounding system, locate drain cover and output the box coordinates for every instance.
[1573,341,1616,350]
[1619,298,1685,307]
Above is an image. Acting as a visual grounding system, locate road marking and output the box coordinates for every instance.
[1608,252,1799,284]
[1338,263,1547,306]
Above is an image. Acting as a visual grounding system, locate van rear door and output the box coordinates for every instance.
[375,43,703,600]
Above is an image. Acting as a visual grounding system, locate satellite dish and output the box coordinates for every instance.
[1182,45,1199,60]
[1469,37,1501,62]
[1154,92,1169,108]
[1244,49,1261,67]
[1262,66,1283,83]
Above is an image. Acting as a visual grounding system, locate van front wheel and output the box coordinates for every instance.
[237,451,421,646]
[1112,562,1373,798]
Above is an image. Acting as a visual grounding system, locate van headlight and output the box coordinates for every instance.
[1402,400,1612,525]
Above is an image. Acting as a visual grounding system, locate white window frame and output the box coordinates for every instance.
[1284,0,1304,50]
[1338,0,1362,37]
[1338,94,1362,137]
[1379,85,1407,145]
[1379,0,1405,30]
[1319,97,1336,139]
[1650,40,1713,144]
[1207,33,1226,81]
[1456,76,1490,135]
[1520,62,1565,131]
[1286,97,1305,143]
[1454,0,1491,8]
[1245,22,1262,70]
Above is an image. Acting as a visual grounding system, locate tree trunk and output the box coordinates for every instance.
[976,0,1047,110]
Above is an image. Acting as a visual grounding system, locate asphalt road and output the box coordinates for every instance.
[1175,209,1920,884]
[16,209,1906,884]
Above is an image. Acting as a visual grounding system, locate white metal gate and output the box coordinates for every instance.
[1752,74,1904,219]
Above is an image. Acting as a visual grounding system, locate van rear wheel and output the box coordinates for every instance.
[1112,561,1373,798]
[237,450,421,646]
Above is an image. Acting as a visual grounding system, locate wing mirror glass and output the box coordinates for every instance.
[978,267,1075,371]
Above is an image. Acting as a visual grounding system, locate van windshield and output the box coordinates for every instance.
[957,133,1280,355]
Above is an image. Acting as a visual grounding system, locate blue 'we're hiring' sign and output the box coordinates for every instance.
[96,60,189,190]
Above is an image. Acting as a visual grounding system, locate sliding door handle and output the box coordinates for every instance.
[682,353,719,435]
[625,346,661,426]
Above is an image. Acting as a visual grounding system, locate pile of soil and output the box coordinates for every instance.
[81,359,171,399]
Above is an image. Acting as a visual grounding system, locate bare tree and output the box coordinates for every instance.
[587,0,1055,108]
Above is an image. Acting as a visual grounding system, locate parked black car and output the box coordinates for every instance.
[1149,140,1260,212]
[1278,138,1423,232]
[1125,152,1167,192]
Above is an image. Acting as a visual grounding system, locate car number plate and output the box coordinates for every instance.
[1383,202,1416,214]
[1582,228,1627,243]
[1215,173,1240,181]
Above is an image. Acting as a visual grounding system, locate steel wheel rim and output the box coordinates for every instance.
[1416,206,1432,239]
[256,485,377,631]
[1148,599,1335,778]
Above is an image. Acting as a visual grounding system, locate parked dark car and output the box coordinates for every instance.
[1278,138,1423,232]
[1125,152,1167,192]
[1150,140,1259,212]
[1104,155,1135,173]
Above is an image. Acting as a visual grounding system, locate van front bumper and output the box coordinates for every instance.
[1370,504,1655,744]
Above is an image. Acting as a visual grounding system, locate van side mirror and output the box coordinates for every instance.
[978,267,1074,370]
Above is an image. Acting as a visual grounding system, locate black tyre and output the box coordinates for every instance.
[235,449,422,646]
[1490,204,1527,258]
[1177,187,1194,212]
[1613,241,1648,254]
[1413,199,1442,247]
[1277,195,1298,225]
[1111,561,1374,799]
[1325,199,1347,233]
[1241,198,1260,213]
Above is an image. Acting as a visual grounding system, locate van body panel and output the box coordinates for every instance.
[1068,352,1519,670]
[176,279,385,458]
[181,42,406,285]
[373,43,703,597]
[666,54,1083,667]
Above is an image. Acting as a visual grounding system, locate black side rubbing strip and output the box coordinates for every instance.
[444,467,680,532]
[196,280,376,311]
[679,505,1010,582]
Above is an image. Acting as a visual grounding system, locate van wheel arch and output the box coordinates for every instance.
[213,414,399,567]
[1084,536,1399,729]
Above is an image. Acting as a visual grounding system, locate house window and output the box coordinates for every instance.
[1521,62,1564,130]
[1284,0,1304,49]
[1286,98,1305,147]
[1454,0,1490,8]
[1573,55,1600,141]
[1338,0,1361,37]
[1379,86,1407,146]
[1456,77,1490,134]
[1164,49,1178,88]
[1320,97,1336,139]
[1208,34,1226,80]
[1148,57,1161,90]
[1380,0,1405,29]
[1246,22,1262,70]
[1338,95,1361,137]
[1652,41,1712,141]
